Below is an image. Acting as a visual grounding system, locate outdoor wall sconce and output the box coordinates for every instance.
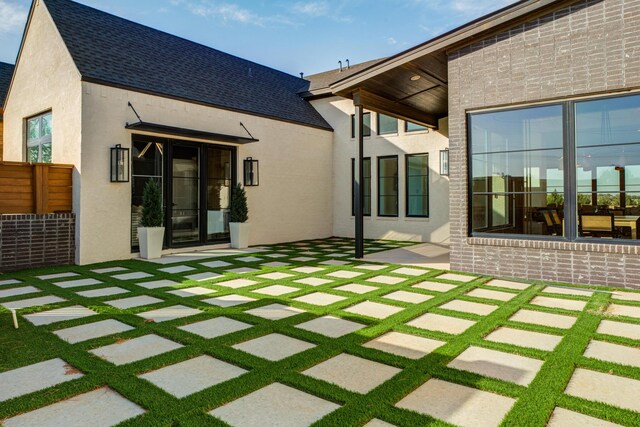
[110,144,130,182]
[244,157,259,186]
[440,149,449,176]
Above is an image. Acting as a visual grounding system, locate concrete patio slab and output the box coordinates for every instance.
[354,264,388,271]
[185,272,223,281]
[112,272,153,280]
[583,340,640,368]
[253,285,299,296]
[364,419,396,427]
[236,256,263,262]
[138,305,202,322]
[612,291,640,302]
[200,260,231,268]
[383,290,433,304]
[76,287,129,298]
[264,253,289,258]
[179,317,252,339]
[391,267,431,276]
[606,303,640,319]
[467,288,516,302]
[257,272,295,280]
[327,270,364,279]
[36,273,77,281]
[362,243,450,270]
[565,368,640,412]
[293,292,347,306]
[363,331,445,359]
[53,319,135,344]
[0,358,83,402]
[91,267,128,274]
[233,333,315,361]
[395,378,515,427]
[407,313,476,335]
[596,319,640,340]
[302,353,400,393]
[159,265,196,274]
[484,279,530,290]
[202,294,256,307]
[24,305,97,326]
[320,260,350,266]
[294,277,333,287]
[245,303,305,320]
[366,275,406,285]
[0,286,40,299]
[167,287,215,297]
[135,279,179,289]
[1,295,66,310]
[53,278,102,288]
[437,273,477,282]
[547,407,622,427]
[485,327,563,351]
[2,387,145,427]
[209,382,339,427]
[290,257,317,262]
[296,315,364,338]
[139,355,247,398]
[543,286,594,297]
[413,281,457,292]
[291,266,325,274]
[106,295,163,309]
[448,346,543,386]
[344,301,404,319]
[225,267,260,274]
[90,334,183,365]
[335,284,378,294]
[509,309,577,329]
[530,296,587,312]
[216,278,259,289]
[439,299,498,316]
[261,261,291,268]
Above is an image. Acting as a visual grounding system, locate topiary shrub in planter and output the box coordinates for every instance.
[138,179,165,259]
[229,183,249,248]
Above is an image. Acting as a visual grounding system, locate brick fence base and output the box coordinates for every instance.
[0,214,75,272]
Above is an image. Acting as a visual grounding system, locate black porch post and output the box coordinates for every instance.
[353,92,365,259]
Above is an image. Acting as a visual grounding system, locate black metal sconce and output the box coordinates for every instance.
[110,144,130,182]
[244,157,259,186]
[440,149,449,176]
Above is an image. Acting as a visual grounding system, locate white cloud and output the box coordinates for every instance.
[0,0,27,34]
[292,1,328,17]
[387,37,397,45]
[180,1,294,26]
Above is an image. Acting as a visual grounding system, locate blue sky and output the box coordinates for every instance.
[0,0,516,75]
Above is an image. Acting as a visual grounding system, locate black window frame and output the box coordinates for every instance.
[467,91,640,246]
[351,112,371,138]
[377,155,399,217]
[405,153,429,218]
[351,157,372,217]
[377,113,398,135]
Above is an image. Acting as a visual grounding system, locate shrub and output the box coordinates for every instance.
[230,183,248,223]
[140,179,163,227]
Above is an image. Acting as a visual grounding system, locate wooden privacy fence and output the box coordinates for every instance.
[0,161,73,214]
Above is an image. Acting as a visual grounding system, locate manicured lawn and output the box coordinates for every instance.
[1,238,640,426]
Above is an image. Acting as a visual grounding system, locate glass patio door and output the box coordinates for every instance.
[206,147,233,242]
[171,144,200,245]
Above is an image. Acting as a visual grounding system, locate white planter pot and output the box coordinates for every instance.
[138,227,165,259]
[229,222,250,249]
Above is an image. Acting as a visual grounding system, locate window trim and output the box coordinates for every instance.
[351,112,371,138]
[25,110,53,163]
[405,153,429,218]
[377,113,398,135]
[377,155,399,217]
[351,157,372,217]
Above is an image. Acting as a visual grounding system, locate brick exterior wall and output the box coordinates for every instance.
[448,0,640,289]
[0,213,75,272]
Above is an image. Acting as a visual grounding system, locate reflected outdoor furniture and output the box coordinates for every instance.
[541,210,562,236]
[614,216,640,239]
[579,214,619,239]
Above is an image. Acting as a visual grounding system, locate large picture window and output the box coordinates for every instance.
[378,156,398,217]
[406,154,429,217]
[351,113,371,138]
[351,158,371,216]
[469,92,640,243]
[26,111,52,163]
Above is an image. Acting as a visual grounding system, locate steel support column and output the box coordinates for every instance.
[353,92,365,258]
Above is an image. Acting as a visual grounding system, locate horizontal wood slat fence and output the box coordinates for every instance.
[0,162,73,214]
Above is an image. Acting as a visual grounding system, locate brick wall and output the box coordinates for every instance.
[0,213,75,272]
[448,0,640,289]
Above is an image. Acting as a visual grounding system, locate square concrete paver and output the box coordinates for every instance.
[25,305,97,326]
[296,315,364,338]
[345,301,404,319]
[509,309,577,329]
[485,279,530,290]
[566,368,640,412]
[391,267,430,276]
[91,267,128,274]
[320,259,350,266]
[366,275,406,285]
[261,261,290,268]
[407,313,476,335]
[437,273,477,283]
[335,283,378,294]
[290,257,317,262]
[383,290,433,304]
[543,286,594,297]
[364,331,445,359]
[209,382,339,427]
[138,305,202,322]
[136,279,179,290]
[257,272,295,280]
[327,270,363,279]
[53,278,102,288]
[201,260,231,268]
[395,378,516,427]
[597,319,640,340]
[1,295,66,310]
[179,317,252,338]
[245,303,305,320]
[236,256,263,262]
[159,265,195,274]
[530,296,587,312]
[583,340,640,368]
[439,300,498,316]
[76,287,129,298]
[106,295,163,309]
[0,358,83,402]
[167,287,214,297]
[233,333,315,361]
[303,353,400,393]
[0,286,40,299]
[606,303,640,319]
[90,334,183,365]
[225,267,259,274]
[291,266,325,274]
[113,272,154,280]
[293,292,347,306]
[36,272,77,281]
[186,272,223,282]
[547,407,623,427]
[413,281,457,292]
[355,264,388,271]
[2,387,145,427]
[294,277,333,287]
[467,288,516,302]
[448,346,544,386]
[203,294,256,307]
[485,327,563,351]
[253,285,299,296]
[139,355,247,398]
[216,278,259,289]
[612,291,640,302]
[54,319,135,344]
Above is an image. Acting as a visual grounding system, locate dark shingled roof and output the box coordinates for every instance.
[0,62,14,109]
[302,58,386,93]
[42,0,331,130]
